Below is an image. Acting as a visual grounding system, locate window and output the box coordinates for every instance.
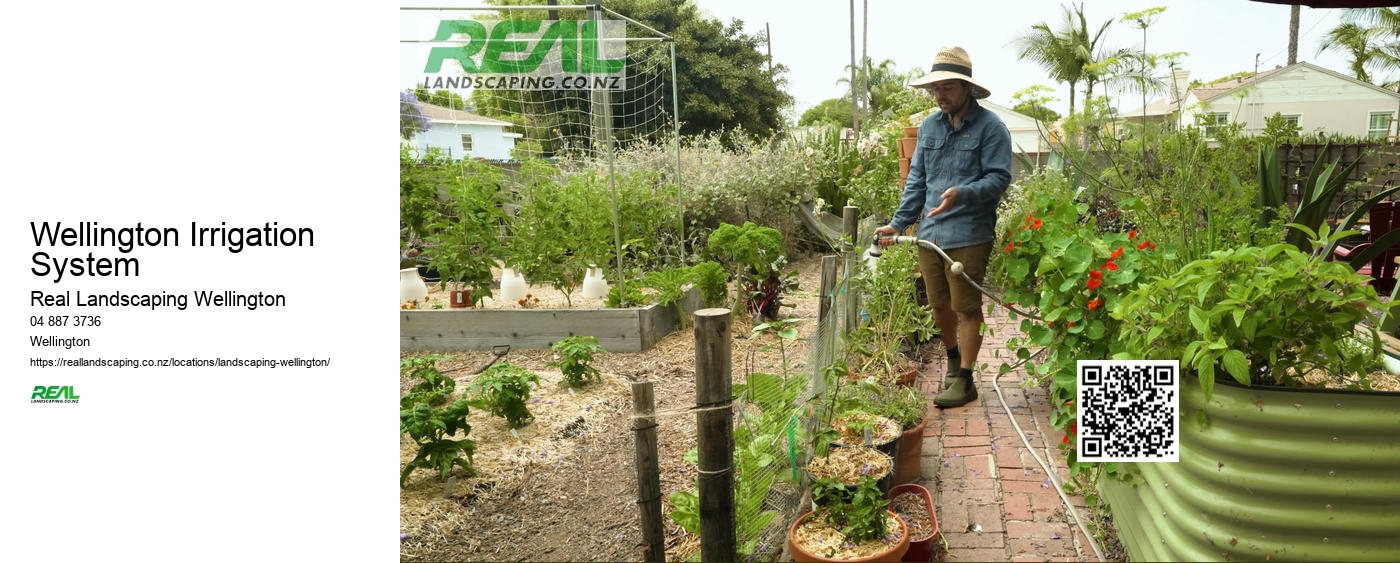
[1204,112,1230,138]
[461,133,474,153]
[1368,112,1393,140]
[1281,114,1300,128]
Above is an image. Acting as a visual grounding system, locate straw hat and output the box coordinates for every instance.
[909,46,991,99]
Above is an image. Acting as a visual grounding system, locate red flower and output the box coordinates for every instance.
[1087,297,1103,311]
[1089,269,1103,280]
[1128,229,1138,240]
[1137,240,1151,250]
[1032,218,1043,230]
[1005,242,1015,253]
[1062,421,1078,444]
[1110,246,1123,259]
[1067,321,1075,328]
[1087,277,1102,290]
[1149,241,1157,250]
[1105,259,1119,271]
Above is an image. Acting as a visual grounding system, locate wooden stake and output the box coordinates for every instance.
[819,255,837,322]
[632,381,665,563]
[694,308,735,563]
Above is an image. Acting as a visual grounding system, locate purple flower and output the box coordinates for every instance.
[399,91,432,140]
[1052,533,1061,540]
[400,533,410,541]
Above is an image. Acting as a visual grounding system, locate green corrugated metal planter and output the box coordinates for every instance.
[1101,377,1400,561]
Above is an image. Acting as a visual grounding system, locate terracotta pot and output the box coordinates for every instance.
[809,447,897,495]
[897,138,918,159]
[903,126,919,138]
[896,368,917,388]
[898,158,910,182]
[888,484,938,562]
[448,289,472,308]
[788,509,911,563]
[894,418,926,485]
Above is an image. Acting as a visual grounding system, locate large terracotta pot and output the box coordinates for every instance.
[894,418,926,485]
[788,509,910,563]
[897,138,918,159]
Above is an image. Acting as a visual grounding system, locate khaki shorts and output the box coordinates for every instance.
[917,243,991,313]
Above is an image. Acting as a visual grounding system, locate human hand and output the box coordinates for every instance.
[926,187,958,218]
[873,224,897,246]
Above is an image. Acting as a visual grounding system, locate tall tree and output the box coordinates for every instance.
[1318,22,1380,83]
[1013,3,1123,118]
[1289,5,1300,65]
[476,0,792,144]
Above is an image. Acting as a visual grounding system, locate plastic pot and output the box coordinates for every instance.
[887,483,938,562]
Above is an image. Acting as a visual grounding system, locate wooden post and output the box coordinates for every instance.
[843,205,860,335]
[818,255,837,322]
[693,308,735,563]
[632,381,665,563]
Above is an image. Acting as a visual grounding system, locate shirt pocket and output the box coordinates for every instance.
[920,136,946,176]
[954,136,981,171]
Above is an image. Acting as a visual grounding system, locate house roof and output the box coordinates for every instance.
[418,102,514,127]
[1123,61,1400,118]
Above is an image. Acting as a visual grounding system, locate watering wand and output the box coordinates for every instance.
[869,234,1040,321]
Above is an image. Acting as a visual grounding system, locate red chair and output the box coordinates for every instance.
[1333,201,1400,294]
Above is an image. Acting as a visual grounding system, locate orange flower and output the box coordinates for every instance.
[1062,421,1078,444]
[1110,246,1123,259]
[1087,297,1103,311]
[1067,321,1075,328]
[1005,242,1015,253]
[1105,259,1118,271]
[1128,229,1138,240]
[1137,240,1151,250]
[1149,241,1157,250]
[1087,277,1102,290]
[1032,218,1043,230]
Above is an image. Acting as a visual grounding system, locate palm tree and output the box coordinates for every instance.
[1318,22,1379,83]
[1013,2,1124,118]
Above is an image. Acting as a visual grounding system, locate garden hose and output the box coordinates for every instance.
[870,235,1042,321]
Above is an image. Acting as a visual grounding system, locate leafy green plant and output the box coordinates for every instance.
[1114,229,1391,398]
[852,243,934,379]
[399,354,475,488]
[548,335,604,388]
[468,362,541,429]
[641,266,697,327]
[707,221,797,322]
[424,160,510,304]
[605,279,649,308]
[810,476,891,546]
[688,261,730,308]
[1251,143,1400,262]
[882,386,927,428]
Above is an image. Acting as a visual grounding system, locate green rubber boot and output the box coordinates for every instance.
[934,370,978,408]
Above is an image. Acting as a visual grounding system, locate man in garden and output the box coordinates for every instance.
[874,46,1012,409]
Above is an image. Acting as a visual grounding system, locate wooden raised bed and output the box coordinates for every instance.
[400,290,701,353]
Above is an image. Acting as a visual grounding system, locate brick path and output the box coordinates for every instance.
[911,307,1104,562]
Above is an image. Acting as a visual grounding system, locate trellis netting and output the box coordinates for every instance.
[401,3,683,283]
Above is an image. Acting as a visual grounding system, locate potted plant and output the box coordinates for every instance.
[882,386,929,485]
[852,243,934,384]
[1100,230,1400,561]
[424,160,509,307]
[788,476,910,562]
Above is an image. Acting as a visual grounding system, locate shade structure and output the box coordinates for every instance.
[1250,0,1400,7]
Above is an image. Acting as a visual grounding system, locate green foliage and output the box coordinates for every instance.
[1114,233,1391,398]
[399,354,475,487]
[641,266,696,327]
[468,362,540,429]
[548,335,604,388]
[799,98,854,128]
[605,279,649,308]
[667,489,700,534]
[810,476,891,546]
[1261,112,1302,145]
[708,221,796,321]
[852,243,934,379]
[688,261,730,308]
[505,162,609,306]
[399,145,450,244]
[883,386,927,428]
[423,160,510,303]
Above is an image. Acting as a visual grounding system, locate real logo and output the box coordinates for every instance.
[31,385,80,403]
[422,19,627,91]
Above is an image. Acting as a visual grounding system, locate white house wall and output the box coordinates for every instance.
[1200,66,1400,138]
[415,122,516,160]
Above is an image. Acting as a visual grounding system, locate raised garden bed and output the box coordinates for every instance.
[400,289,701,353]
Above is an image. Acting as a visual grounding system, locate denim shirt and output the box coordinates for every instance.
[889,99,1012,250]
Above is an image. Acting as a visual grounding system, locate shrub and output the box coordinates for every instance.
[400,354,475,487]
[548,335,605,388]
[468,362,541,429]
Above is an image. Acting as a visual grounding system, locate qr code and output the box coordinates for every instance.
[1076,360,1179,463]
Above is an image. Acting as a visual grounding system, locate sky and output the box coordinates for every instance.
[401,0,1359,120]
